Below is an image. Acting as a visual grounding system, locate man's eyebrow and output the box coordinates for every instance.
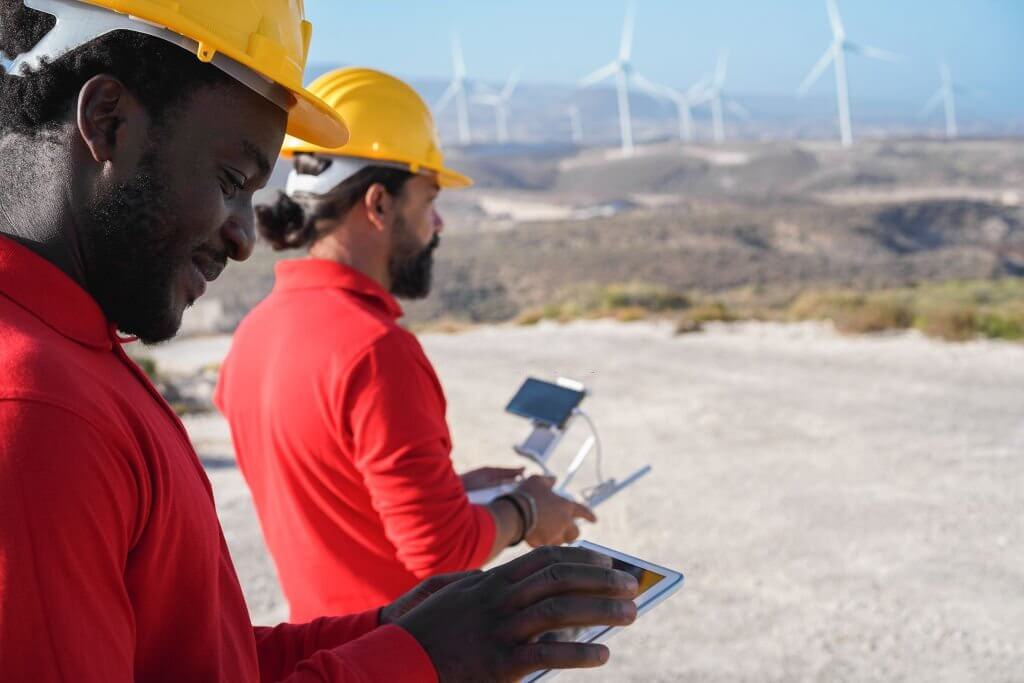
[242,140,271,178]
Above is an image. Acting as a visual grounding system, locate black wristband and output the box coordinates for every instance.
[496,494,529,546]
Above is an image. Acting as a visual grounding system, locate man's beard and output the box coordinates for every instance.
[82,148,190,344]
[389,217,439,300]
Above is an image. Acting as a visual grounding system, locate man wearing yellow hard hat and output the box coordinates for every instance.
[216,66,597,620]
[0,2,636,681]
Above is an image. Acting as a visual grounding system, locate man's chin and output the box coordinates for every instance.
[120,306,185,346]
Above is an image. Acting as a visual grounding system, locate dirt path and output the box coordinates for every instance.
[180,320,1024,682]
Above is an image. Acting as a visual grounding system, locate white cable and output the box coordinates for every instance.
[572,407,605,485]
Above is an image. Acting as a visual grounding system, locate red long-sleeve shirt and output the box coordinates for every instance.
[215,259,495,620]
[0,237,435,682]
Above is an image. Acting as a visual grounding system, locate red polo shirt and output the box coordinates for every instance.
[0,236,435,682]
[215,259,495,620]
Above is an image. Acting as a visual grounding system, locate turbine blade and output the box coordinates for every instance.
[435,82,458,112]
[629,72,669,100]
[939,61,952,86]
[846,42,904,62]
[920,90,943,117]
[686,77,712,103]
[725,99,750,120]
[619,2,636,61]
[826,0,845,39]
[452,34,466,77]
[502,70,521,99]
[715,49,730,86]
[798,45,836,95]
[579,61,619,88]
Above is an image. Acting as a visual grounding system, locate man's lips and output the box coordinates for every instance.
[191,253,226,283]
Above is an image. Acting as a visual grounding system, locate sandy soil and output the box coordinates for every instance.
[174,320,1024,682]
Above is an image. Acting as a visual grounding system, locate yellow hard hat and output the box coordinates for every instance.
[10,0,348,148]
[280,67,472,189]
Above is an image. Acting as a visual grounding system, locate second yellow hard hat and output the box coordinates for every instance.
[281,67,472,189]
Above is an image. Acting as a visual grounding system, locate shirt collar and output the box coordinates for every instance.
[0,235,112,350]
[272,258,404,319]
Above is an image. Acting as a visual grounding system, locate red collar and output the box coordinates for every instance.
[272,258,404,320]
[0,235,113,350]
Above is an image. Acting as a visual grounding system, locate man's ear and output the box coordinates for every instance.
[364,183,395,233]
[76,75,140,164]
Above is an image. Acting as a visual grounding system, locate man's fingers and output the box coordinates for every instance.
[509,641,610,676]
[563,523,581,544]
[419,570,480,595]
[503,595,637,641]
[572,502,597,523]
[508,563,639,609]
[489,467,525,482]
[495,546,613,583]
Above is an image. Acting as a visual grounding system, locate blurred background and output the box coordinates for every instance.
[148,2,1023,681]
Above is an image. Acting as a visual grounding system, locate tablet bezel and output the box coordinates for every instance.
[522,540,684,682]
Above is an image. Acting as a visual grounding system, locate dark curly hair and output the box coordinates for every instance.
[257,153,413,250]
[0,0,233,136]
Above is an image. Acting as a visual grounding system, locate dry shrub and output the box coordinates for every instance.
[613,306,649,322]
[601,283,689,312]
[515,308,545,326]
[788,291,862,320]
[833,300,913,334]
[914,305,978,341]
[674,318,704,335]
[687,301,735,323]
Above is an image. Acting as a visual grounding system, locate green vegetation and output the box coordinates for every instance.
[515,282,690,325]
[784,279,1024,342]
[512,278,1024,344]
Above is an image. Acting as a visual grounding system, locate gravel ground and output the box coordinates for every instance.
[175,320,1024,682]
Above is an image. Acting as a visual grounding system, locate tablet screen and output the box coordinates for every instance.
[505,378,585,428]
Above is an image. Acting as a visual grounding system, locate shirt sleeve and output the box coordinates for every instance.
[0,399,142,682]
[255,616,437,683]
[341,332,496,578]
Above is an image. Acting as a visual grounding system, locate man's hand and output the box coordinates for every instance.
[379,571,480,625]
[517,476,597,547]
[460,466,524,492]
[396,546,640,682]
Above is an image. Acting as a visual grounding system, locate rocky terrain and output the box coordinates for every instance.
[186,138,1024,333]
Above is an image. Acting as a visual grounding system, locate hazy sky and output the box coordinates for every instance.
[305,1,1023,117]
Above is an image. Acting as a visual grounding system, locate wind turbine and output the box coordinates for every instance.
[578,3,663,155]
[471,70,520,144]
[691,51,748,144]
[435,34,471,145]
[798,0,902,147]
[921,61,958,139]
[567,105,583,144]
[650,82,702,142]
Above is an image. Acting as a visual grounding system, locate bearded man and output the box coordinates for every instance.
[216,67,595,620]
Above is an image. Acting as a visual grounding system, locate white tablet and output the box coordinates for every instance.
[522,540,684,682]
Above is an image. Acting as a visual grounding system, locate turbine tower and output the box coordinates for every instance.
[651,82,700,142]
[578,3,663,156]
[472,71,520,144]
[435,34,471,145]
[690,51,748,144]
[797,0,902,148]
[921,61,958,139]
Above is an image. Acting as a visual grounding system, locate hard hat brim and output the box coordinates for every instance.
[286,86,350,150]
[436,166,473,189]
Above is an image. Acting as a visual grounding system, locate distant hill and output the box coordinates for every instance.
[187,138,1024,335]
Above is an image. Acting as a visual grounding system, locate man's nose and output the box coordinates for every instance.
[432,208,444,233]
[222,207,257,262]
